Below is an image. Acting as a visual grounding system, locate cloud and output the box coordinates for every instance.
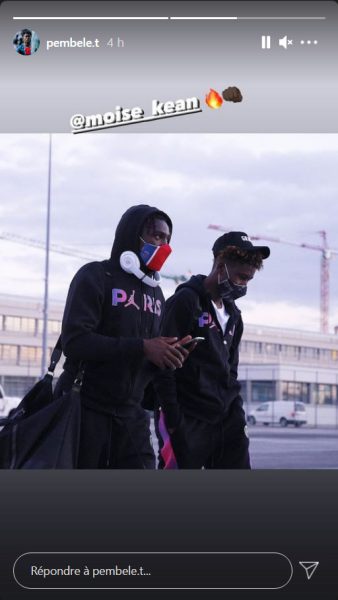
[1,133,338,334]
[240,299,320,331]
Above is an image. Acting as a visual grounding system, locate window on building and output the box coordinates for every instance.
[239,341,249,353]
[21,317,36,334]
[302,346,320,360]
[3,376,37,397]
[247,341,255,353]
[239,339,338,364]
[313,383,337,405]
[264,343,278,355]
[0,344,18,363]
[37,319,61,335]
[282,381,310,403]
[4,316,21,331]
[48,320,61,335]
[19,346,42,365]
[280,345,300,358]
[4,315,36,333]
[252,381,276,403]
[331,350,338,361]
[239,381,247,403]
[318,348,331,361]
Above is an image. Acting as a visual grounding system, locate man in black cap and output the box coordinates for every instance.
[155,232,270,469]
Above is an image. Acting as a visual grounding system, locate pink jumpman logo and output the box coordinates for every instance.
[124,290,140,310]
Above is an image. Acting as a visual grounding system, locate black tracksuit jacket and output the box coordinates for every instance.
[155,275,244,425]
[61,205,170,415]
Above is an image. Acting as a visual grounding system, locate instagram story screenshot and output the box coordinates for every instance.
[0,1,338,598]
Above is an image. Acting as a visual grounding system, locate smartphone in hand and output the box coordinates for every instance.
[180,337,205,349]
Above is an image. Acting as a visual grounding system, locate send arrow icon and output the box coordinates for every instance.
[299,561,319,580]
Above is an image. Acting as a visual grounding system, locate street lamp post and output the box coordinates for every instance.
[41,134,52,377]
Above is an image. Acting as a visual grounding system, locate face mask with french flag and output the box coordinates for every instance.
[139,240,172,271]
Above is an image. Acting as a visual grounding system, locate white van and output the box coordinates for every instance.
[247,400,307,427]
[0,385,21,418]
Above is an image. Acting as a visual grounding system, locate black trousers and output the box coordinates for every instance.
[54,374,155,469]
[77,404,155,469]
[160,401,250,470]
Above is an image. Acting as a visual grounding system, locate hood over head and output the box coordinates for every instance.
[110,204,173,267]
[175,274,206,297]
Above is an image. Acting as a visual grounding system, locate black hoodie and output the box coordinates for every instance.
[155,275,243,424]
[61,204,172,414]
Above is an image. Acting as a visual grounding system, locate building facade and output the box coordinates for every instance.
[1,294,338,425]
[239,324,338,426]
[0,294,63,397]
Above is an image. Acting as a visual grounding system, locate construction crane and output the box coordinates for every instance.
[208,225,338,334]
[0,231,188,285]
[0,231,103,261]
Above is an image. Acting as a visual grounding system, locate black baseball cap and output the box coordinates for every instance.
[212,231,270,259]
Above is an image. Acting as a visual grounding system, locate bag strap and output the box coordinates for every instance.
[47,336,85,389]
[47,335,62,375]
[72,364,85,392]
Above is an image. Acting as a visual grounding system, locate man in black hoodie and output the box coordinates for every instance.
[60,205,188,469]
[156,232,270,469]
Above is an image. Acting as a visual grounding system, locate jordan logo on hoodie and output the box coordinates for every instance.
[124,290,140,310]
[198,312,217,329]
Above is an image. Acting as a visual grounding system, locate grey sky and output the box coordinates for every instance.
[1,133,338,333]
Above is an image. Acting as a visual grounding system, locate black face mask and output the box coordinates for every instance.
[218,264,247,301]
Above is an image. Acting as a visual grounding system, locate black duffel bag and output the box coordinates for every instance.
[0,338,82,469]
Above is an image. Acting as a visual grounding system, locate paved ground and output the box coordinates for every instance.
[248,425,338,469]
[151,421,338,469]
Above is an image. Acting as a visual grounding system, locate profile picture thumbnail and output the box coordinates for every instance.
[13,29,40,56]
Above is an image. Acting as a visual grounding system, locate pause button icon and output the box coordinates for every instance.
[261,35,271,49]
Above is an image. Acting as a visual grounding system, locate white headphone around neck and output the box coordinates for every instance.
[120,251,160,288]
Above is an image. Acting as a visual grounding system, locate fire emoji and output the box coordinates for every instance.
[205,89,223,109]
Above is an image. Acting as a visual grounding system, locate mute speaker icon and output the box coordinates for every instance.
[279,35,292,49]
